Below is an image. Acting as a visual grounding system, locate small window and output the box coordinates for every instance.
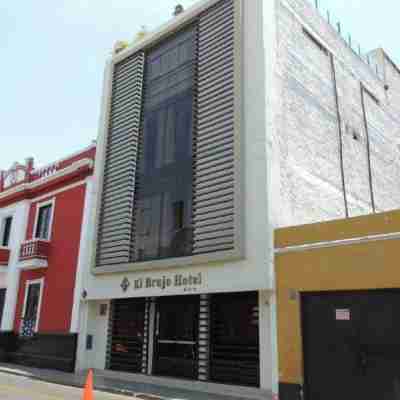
[173,201,184,230]
[35,204,52,240]
[1,217,13,247]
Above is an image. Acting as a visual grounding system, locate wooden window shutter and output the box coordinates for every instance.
[96,51,145,267]
[193,0,242,256]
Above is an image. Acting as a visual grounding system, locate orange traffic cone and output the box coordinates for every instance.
[82,369,94,400]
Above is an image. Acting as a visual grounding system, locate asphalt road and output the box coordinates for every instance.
[0,372,135,400]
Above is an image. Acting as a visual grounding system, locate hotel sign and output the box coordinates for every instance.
[121,272,203,294]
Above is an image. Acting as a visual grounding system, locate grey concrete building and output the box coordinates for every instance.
[276,1,400,227]
[76,0,400,399]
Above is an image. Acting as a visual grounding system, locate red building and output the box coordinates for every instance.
[0,144,95,371]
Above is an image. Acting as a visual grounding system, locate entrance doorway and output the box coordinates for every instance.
[20,280,43,337]
[210,292,260,387]
[302,290,400,400]
[153,295,199,379]
[109,298,146,373]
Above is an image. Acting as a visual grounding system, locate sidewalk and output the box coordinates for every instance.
[0,363,264,400]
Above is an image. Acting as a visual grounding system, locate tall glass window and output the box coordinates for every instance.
[35,204,52,240]
[134,28,195,262]
[1,217,12,247]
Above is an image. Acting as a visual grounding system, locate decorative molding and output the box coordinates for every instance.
[20,277,45,334]
[18,259,48,270]
[32,198,56,241]
[275,231,400,254]
[30,180,87,204]
[0,159,93,201]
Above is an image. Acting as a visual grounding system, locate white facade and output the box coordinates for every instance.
[0,201,30,331]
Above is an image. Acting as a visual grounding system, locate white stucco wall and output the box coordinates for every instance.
[0,272,8,289]
[75,300,110,371]
[70,178,94,333]
[0,201,30,331]
[84,0,274,300]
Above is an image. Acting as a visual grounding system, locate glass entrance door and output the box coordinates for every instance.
[153,295,199,379]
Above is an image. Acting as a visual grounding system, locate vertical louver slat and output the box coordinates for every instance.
[97,52,145,267]
[141,298,150,373]
[106,301,115,370]
[198,294,210,381]
[193,0,239,255]
[108,299,145,373]
[210,292,260,387]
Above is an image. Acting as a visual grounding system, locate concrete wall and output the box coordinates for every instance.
[384,54,400,116]
[369,48,400,117]
[276,0,400,227]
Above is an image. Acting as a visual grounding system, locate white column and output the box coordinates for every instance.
[259,290,274,391]
[75,300,90,371]
[1,201,30,331]
[262,0,280,396]
[70,178,94,333]
[76,300,110,371]
[147,299,156,375]
[268,291,280,397]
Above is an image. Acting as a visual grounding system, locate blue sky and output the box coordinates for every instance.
[0,0,398,170]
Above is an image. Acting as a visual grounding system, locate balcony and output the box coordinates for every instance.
[19,240,50,269]
[0,248,10,267]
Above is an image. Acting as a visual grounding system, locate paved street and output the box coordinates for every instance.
[0,372,135,400]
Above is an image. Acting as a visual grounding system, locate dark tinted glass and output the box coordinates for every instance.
[134,28,195,262]
[35,205,52,239]
[2,217,12,247]
[157,297,198,341]
[24,283,41,319]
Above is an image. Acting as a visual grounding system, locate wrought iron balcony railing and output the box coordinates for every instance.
[0,247,10,266]
[19,240,50,262]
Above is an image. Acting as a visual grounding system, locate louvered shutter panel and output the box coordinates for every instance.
[96,52,145,266]
[193,0,241,255]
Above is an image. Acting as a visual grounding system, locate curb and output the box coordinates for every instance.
[0,367,138,397]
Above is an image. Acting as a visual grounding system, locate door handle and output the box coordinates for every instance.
[359,351,368,375]
[156,312,160,336]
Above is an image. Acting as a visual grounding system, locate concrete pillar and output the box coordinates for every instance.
[70,178,94,333]
[1,201,30,331]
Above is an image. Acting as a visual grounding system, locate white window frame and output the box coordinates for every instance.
[33,198,55,241]
[20,278,45,334]
[0,214,13,249]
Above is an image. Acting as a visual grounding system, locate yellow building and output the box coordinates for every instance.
[275,210,400,400]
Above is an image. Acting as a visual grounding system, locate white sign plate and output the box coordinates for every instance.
[335,309,351,321]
